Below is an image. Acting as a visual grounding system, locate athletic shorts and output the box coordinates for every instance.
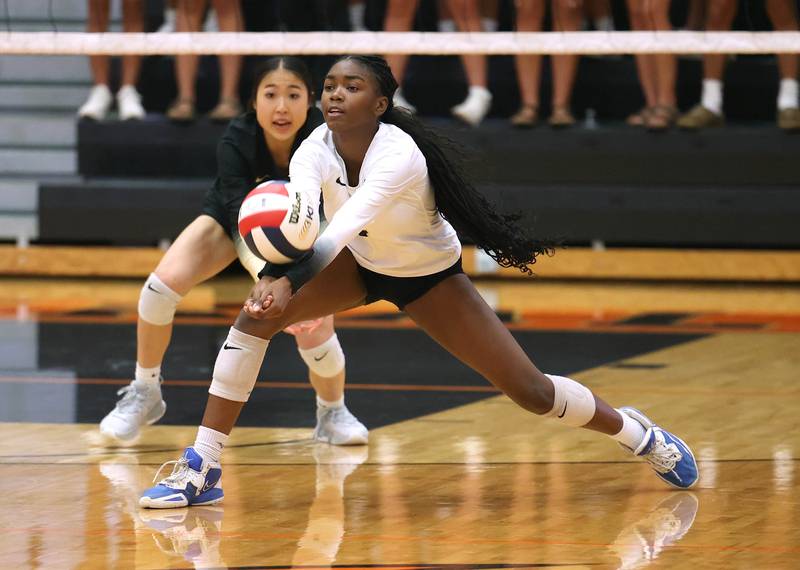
[201,190,232,236]
[357,258,463,310]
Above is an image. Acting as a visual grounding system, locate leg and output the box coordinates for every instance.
[767,0,799,80]
[293,315,369,445]
[138,216,238,368]
[404,274,621,433]
[120,0,144,86]
[87,0,111,86]
[449,0,488,89]
[626,0,657,122]
[201,248,367,435]
[549,0,582,126]
[677,0,735,127]
[169,0,206,120]
[100,217,236,440]
[404,274,699,489]
[210,0,244,119]
[512,0,545,125]
[384,0,420,86]
[449,0,493,125]
[101,216,237,442]
[78,0,114,120]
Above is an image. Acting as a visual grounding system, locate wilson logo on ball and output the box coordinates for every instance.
[238,180,319,264]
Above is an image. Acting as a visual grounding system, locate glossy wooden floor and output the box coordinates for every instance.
[1,272,799,569]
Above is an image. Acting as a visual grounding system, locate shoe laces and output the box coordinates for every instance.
[642,431,683,474]
[325,406,360,427]
[152,457,191,485]
[115,382,152,415]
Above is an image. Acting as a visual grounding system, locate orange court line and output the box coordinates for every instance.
[0,375,500,393]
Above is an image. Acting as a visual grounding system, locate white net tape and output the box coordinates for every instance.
[1,31,800,56]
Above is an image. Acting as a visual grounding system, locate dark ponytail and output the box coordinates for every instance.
[337,55,556,275]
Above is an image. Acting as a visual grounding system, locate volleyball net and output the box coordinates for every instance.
[1,30,800,56]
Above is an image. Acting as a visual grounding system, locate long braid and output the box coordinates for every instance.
[339,55,556,274]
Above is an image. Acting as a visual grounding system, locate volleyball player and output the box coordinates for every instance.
[140,55,697,508]
[101,57,368,448]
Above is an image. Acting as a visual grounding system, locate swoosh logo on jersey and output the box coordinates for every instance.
[335,177,346,186]
[255,174,269,184]
[314,351,329,362]
[223,343,242,351]
[146,283,161,295]
[557,402,568,418]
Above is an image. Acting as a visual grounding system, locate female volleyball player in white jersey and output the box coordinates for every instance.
[141,55,698,508]
[101,57,367,448]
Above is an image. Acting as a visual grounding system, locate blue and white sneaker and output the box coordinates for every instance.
[140,447,223,509]
[619,407,699,489]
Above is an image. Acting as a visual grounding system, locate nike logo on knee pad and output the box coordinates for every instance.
[146,283,162,294]
[557,402,568,418]
[223,344,242,351]
[314,351,329,362]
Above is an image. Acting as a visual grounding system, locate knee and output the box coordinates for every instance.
[233,310,284,341]
[138,273,183,326]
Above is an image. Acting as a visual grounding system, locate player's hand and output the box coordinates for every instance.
[244,276,292,319]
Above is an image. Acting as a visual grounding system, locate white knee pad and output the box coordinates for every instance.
[544,374,596,427]
[138,273,183,326]
[298,333,345,378]
[209,327,270,402]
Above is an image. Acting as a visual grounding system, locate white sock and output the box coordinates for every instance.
[194,426,228,464]
[777,78,799,110]
[317,395,344,409]
[594,16,614,32]
[135,363,161,386]
[701,79,723,115]
[612,410,647,451]
[438,19,456,33]
[348,2,366,31]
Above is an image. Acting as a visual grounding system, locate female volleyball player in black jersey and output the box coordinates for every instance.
[141,55,698,508]
[102,56,367,449]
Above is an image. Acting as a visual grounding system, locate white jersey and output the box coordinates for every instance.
[285,122,461,288]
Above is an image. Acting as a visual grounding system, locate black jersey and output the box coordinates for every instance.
[202,107,324,237]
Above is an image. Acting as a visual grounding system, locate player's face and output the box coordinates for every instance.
[321,59,388,133]
[254,67,310,142]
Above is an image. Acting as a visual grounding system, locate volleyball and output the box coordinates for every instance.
[237,180,319,264]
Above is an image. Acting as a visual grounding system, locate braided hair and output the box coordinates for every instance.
[336,55,556,274]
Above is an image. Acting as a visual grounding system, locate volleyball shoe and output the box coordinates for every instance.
[99,379,166,443]
[313,404,368,446]
[619,407,699,489]
[140,447,223,508]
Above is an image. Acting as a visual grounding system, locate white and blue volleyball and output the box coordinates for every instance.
[237,180,319,264]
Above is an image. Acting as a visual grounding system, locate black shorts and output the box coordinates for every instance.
[357,258,464,310]
[201,190,235,238]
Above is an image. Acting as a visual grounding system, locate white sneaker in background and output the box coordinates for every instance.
[117,85,146,120]
[203,9,218,32]
[393,88,417,114]
[156,8,176,34]
[78,84,113,120]
[451,85,492,126]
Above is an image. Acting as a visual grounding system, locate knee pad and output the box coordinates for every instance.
[544,374,596,427]
[138,273,183,325]
[298,333,345,378]
[209,327,270,402]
